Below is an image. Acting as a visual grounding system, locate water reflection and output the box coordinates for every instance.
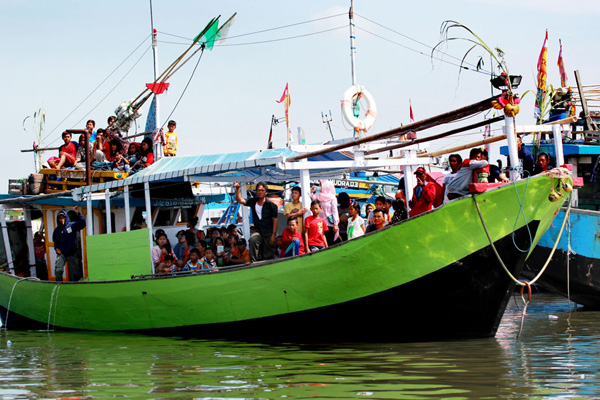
[0,294,599,399]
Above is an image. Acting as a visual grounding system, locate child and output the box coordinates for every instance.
[156,254,176,274]
[280,217,305,258]
[304,199,328,253]
[164,120,178,157]
[347,202,366,239]
[181,248,201,273]
[284,186,308,234]
[199,246,218,273]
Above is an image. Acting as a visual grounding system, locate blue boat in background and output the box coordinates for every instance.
[504,136,600,308]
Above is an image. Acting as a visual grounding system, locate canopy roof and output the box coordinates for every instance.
[72,147,356,196]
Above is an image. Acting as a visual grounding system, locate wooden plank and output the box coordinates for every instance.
[574,70,599,131]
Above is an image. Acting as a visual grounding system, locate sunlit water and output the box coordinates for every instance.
[0,293,599,399]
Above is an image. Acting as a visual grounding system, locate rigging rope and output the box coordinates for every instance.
[42,35,151,144]
[161,46,205,130]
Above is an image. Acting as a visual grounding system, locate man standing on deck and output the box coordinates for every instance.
[234,182,278,262]
[52,206,86,282]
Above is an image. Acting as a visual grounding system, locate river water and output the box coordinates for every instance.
[0,293,598,399]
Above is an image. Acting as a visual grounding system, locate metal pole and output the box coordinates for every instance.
[144,182,154,271]
[150,0,162,160]
[124,185,131,231]
[105,189,112,234]
[24,208,36,277]
[0,206,14,274]
[348,0,357,86]
[552,125,565,167]
[504,116,521,181]
[86,191,93,236]
[240,182,251,241]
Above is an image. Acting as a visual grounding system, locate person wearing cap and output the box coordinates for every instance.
[446,148,489,200]
[408,167,437,217]
[164,120,178,157]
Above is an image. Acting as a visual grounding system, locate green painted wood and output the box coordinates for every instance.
[87,229,152,281]
[0,176,565,331]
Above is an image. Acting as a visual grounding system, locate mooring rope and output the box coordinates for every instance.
[472,190,572,287]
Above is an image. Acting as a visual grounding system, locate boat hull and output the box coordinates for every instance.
[524,208,600,309]
[0,176,561,341]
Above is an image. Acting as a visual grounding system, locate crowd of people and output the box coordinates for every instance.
[152,218,250,275]
[49,135,555,279]
[47,118,179,174]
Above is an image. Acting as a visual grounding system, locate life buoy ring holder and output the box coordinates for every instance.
[341,84,377,133]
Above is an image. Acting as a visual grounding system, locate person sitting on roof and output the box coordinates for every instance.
[280,217,305,258]
[365,208,386,233]
[86,120,97,142]
[234,181,278,262]
[408,167,437,217]
[48,131,78,170]
[131,138,155,172]
[446,148,489,200]
[124,142,141,168]
[534,152,554,174]
[74,133,93,170]
[304,199,328,253]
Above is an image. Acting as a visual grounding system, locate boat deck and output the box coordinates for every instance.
[38,169,129,194]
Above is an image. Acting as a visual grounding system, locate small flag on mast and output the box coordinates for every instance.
[534,30,548,120]
[276,83,292,146]
[557,39,568,88]
[407,99,417,139]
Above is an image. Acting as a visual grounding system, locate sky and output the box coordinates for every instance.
[2,0,599,190]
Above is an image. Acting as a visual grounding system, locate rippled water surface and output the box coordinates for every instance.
[1,294,599,399]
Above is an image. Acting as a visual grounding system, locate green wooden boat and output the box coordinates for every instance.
[0,171,569,341]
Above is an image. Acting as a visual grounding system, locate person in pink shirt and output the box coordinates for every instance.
[310,180,339,245]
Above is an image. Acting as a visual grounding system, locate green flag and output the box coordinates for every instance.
[194,18,219,50]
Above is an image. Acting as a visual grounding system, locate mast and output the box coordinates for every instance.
[149,0,162,158]
[349,0,357,86]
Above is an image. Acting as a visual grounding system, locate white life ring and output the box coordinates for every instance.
[341,84,377,132]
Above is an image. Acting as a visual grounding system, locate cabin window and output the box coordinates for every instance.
[178,206,197,224]
[101,212,116,234]
[131,207,147,229]
[576,157,600,211]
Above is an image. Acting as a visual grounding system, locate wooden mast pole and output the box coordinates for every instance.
[286,96,497,162]
[364,116,504,156]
